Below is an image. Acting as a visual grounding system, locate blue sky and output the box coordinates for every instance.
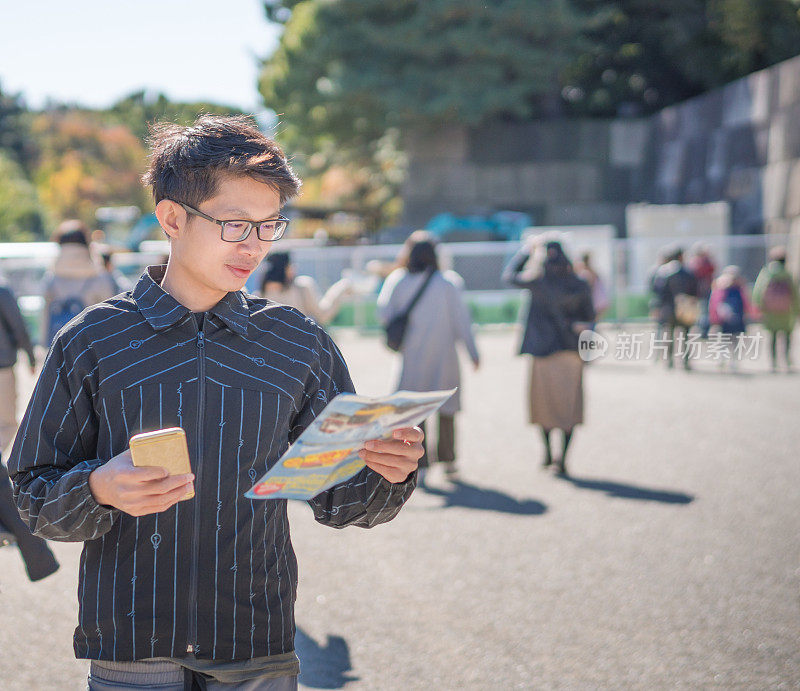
[0,0,282,112]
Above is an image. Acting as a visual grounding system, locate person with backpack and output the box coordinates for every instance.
[753,246,800,371]
[709,266,757,370]
[651,247,699,370]
[40,220,119,345]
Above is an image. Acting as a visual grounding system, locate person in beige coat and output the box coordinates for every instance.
[41,220,119,345]
[377,231,480,481]
[259,251,351,325]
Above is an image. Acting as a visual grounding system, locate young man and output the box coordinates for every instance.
[8,115,422,690]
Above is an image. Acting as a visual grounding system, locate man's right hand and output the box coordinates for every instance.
[88,449,194,517]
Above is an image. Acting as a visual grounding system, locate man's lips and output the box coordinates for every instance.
[226,264,256,277]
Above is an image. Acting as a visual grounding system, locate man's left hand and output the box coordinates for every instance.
[359,426,423,484]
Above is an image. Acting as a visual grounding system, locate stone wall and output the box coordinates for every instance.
[650,54,800,237]
[401,54,800,238]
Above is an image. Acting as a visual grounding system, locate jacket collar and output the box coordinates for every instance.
[133,265,250,336]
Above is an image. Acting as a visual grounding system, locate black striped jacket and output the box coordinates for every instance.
[9,266,415,662]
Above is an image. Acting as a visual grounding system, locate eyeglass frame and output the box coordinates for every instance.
[173,201,290,242]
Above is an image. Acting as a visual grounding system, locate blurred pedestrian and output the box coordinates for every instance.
[651,247,699,370]
[377,231,480,481]
[0,279,59,581]
[708,266,757,370]
[0,460,60,580]
[259,251,351,325]
[689,243,717,338]
[0,280,36,453]
[41,220,119,345]
[503,236,594,475]
[647,248,671,319]
[575,251,610,320]
[99,249,132,294]
[753,246,800,371]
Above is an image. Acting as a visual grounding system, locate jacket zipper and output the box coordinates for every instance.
[187,320,206,653]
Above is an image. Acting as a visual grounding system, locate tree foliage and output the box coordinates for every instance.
[0,83,37,174]
[28,110,151,227]
[565,0,800,115]
[262,0,800,126]
[0,88,244,236]
[259,0,800,228]
[0,151,45,241]
[107,91,243,141]
[262,0,593,141]
[260,0,594,229]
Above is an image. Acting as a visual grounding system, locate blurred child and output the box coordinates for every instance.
[709,266,758,369]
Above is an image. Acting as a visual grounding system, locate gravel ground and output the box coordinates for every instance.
[1,326,798,689]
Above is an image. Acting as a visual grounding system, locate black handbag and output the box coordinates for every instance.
[385,270,435,352]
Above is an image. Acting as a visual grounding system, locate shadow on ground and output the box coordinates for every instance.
[421,479,547,515]
[559,475,694,504]
[295,628,358,689]
[679,367,760,378]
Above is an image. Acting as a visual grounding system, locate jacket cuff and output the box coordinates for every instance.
[368,466,418,498]
[74,459,122,519]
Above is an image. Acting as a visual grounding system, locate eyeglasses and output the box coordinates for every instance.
[176,202,289,242]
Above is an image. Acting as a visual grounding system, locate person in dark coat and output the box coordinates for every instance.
[651,247,699,370]
[0,280,59,580]
[503,237,595,475]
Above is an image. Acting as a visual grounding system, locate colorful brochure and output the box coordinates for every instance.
[245,388,456,500]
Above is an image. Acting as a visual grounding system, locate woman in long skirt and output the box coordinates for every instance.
[503,237,595,475]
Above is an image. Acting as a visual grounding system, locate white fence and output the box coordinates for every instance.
[1,233,792,333]
[260,233,791,326]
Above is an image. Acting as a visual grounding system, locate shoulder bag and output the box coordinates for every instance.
[385,270,435,352]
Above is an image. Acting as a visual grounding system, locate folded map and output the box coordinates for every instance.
[245,388,456,500]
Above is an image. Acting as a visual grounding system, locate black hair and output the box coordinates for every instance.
[55,219,90,246]
[142,115,301,208]
[406,240,438,273]
[261,252,291,288]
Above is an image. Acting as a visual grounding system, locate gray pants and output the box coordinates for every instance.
[88,659,298,690]
[419,413,455,468]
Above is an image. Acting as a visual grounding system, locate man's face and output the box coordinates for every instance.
[165,174,280,305]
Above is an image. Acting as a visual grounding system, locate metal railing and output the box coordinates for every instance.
[1,233,791,334]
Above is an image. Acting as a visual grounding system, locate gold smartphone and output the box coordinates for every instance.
[129,427,194,500]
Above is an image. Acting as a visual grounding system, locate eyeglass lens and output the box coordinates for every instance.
[221,220,286,242]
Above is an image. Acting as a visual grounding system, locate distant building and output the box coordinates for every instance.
[402,53,800,241]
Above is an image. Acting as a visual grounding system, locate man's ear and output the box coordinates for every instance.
[155,200,185,240]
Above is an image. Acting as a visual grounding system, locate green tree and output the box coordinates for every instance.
[711,0,800,75]
[0,82,37,174]
[0,151,45,241]
[107,91,244,141]
[260,0,595,229]
[564,0,800,116]
[29,110,150,227]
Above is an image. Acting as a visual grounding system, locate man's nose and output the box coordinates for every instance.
[240,228,266,254]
